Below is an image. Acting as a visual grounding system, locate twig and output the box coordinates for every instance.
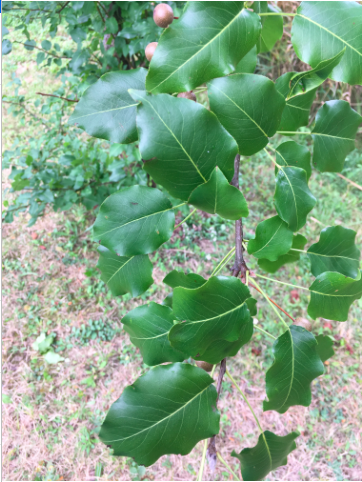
[174,208,197,228]
[2,100,47,126]
[36,92,78,102]
[248,282,295,322]
[336,173,362,191]
[198,439,208,481]
[13,40,71,59]
[217,452,240,481]
[57,1,70,14]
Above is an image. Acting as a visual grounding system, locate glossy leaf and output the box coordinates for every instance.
[308,271,362,321]
[232,431,299,481]
[276,50,345,131]
[163,270,206,290]
[208,74,285,155]
[312,100,362,173]
[188,167,249,220]
[99,363,219,466]
[292,1,362,85]
[169,276,251,361]
[199,317,253,364]
[315,334,335,363]
[146,2,261,93]
[307,226,360,279]
[234,46,257,74]
[275,141,312,180]
[97,246,153,297]
[274,166,316,232]
[130,91,238,200]
[253,3,283,53]
[258,234,307,273]
[93,186,174,257]
[69,69,147,144]
[263,326,324,413]
[247,215,293,261]
[122,302,186,366]
[2,39,12,55]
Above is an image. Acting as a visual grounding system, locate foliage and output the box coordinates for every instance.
[3,1,362,481]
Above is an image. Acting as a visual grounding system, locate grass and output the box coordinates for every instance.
[2,12,362,482]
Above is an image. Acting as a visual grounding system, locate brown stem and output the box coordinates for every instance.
[249,282,295,322]
[57,1,70,14]
[231,154,248,281]
[13,40,71,59]
[36,92,78,102]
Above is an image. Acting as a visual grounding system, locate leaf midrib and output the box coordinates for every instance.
[102,384,210,443]
[182,300,247,326]
[252,220,284,255]
[307,251,358,261]
[150,7,246,92]
[297,13,362,58]
[106,256,134,284]
[71,103,139,122]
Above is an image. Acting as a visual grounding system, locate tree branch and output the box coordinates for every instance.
[13,40,71,59]
[36,92,78,102]
[57,1,70,14]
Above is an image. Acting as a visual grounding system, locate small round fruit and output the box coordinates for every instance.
[177,91,197,102]
[294,317,312,332]
[153,3,174,28]
[145,42,158,61]
[195,360,213,372]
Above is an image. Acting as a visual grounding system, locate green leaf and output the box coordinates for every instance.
[130,90,238,201]
[246,297,258,317]
[41,39,51,50]
[312,100,362,173]
[93,186,175,257]
[44,351,64,364]
[99,363,219,466]
[263,326,324,413]
[163,270,206,290]
[69,69,147,144]
[208,74,285,155]
[169,276,251,362]
[274,166,316,232]
[2,39,12,55]
[292,1,362,85]
[258,234,307,273]
[234,46,257,74]
[106,17,118,34]
[307,226,360,279]
[200,318,253,364]
[315,334,335,363]
[308,271,362,321]
[146,2,261,93]
[276,50,345,132]
[232,430,299,481]
[122,303,186,366]
[2,394,12,404]
[32,333,54,354]
[188,167,249,220]
[247,215,293,261]
[97,246,153,297]
[253,3,283,53]
[275,140,311,181]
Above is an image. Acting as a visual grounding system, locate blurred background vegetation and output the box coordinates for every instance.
[2,2,362,481]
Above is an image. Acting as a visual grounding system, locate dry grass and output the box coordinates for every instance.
[2,207,362,482]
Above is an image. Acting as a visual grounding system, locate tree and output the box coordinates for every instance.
[4,1,362,480]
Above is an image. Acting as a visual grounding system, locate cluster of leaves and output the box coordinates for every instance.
[2,1,183,225]
[8,1,362,480]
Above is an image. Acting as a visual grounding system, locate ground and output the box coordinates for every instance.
[2,14,362,482]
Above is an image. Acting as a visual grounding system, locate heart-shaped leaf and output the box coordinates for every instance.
[307,226,360,279]
[247,215,293,261]
[232,430,299,481]
[122,302,186,366]
[97,246,153,297]
[234,46,257,74]
[69,69,147,143]
[93,186,175,257]
[169,276,251,361]
[188,167,249,220]
[312,100,362,172]
[315,334,335,362]
[146,2,261,93]
[308,271,362,321]
[258,234,307,273]
[208,74,285,155]
[130,90,238,201]
[163,270,206,290]
[263,325,324,413]
[275,141,311,180]
[253,3,283,53]
[276,50,345,132]
[274,165,316,232]
[99,363,219,466]
[292,1,362,85]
